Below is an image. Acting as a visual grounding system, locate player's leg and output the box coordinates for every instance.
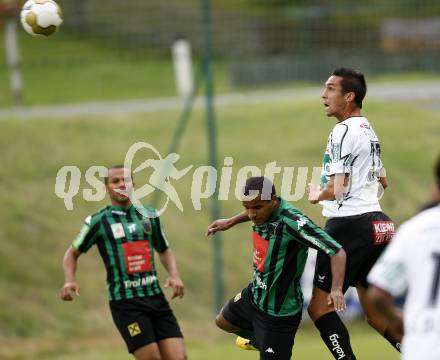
[147,293,186,360]
[215,312,257,349]
[216,287,258,349]
[109,298,160,358]
[253,309,301,360]
[132,343,162,360]
[157,338,186,360]
[308,286,356,360]
[356,284,402,351]
[308,214,371,359]
[354,211,402,351]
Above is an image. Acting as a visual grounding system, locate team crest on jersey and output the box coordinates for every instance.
[111,223,125,239]
[140,217,152,234]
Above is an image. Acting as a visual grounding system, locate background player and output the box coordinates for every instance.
[60,165,186,360]
[306,67,401,359]
[367,155,440,360]
[210,176,346,360]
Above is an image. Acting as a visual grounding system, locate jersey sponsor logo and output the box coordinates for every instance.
[111,223,125,239]
[127,223,137,234]
[329,334,346,359]
[252,232,269,272]
[360,122,371,130]
[372,221,395,245]
[122,241,152,273]
[254,272,267,291]
[124,275,157,289]
[127,322,141,337]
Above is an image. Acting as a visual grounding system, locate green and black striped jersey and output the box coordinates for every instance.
[250,198,342,316]
[72,204,170,301]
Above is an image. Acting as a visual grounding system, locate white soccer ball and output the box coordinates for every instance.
[20,0,63,37]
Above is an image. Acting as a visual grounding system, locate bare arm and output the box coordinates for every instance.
[379,176,388,190]
[327,248,347,312]
[308,174,349,204]
[206,210,249,236]
[159,248,184,299]
[60,246,82,301]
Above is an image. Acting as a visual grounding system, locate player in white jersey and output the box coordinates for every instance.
[367,156,440,360]
[307,68,401,359]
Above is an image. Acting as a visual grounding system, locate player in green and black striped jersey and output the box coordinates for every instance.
[60,165,186,360]
[208,177,346,360]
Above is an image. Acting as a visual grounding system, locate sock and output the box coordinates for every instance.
[383,329,401,352]
[235,329,258,348]
[314,312,356,360]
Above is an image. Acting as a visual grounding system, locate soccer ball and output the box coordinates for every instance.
[20,0,63,37]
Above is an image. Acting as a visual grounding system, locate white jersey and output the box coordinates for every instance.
[320,116,383,218]
[368,205,440,360]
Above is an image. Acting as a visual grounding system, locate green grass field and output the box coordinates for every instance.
[0,92,439,359]
[3,322,398,359]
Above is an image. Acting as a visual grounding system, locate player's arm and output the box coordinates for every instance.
[329,248,346,312]
[60,215,100,301]
[206,210,249,236]
[379,167,388,190]
[285,217,346,311]
[151,214,184,299]
[60,246,82,301]
[308,174,349,204]
[159,248,184,300]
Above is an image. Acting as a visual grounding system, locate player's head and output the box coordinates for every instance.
[322,67,366,120]
[105,165,134,206]
[241,176,278,226]
[332,67,366,109]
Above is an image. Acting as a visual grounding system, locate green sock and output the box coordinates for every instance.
[235,329,258,348]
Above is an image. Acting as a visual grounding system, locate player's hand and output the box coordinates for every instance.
[60,281,80,301]
[164,276,184,300]
[327,288,346,312]
[206,218,232,236]
[307,183,321,204]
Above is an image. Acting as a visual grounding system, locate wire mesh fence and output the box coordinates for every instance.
[2,0,440,104]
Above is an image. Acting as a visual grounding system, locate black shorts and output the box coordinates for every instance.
[222,285,302,360]
[109,294,183,353]
[313,211,394,293]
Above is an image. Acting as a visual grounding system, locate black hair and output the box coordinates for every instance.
[104,164,130,185]
[332,67,367,109]
[243,176,276,201]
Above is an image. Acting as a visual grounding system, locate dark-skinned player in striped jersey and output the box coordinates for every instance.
[60,165,186,360]
[208,176,347,360]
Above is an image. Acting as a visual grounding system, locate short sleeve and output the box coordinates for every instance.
[151,215,170,253]
[72,215,101,253]
[284,214,342,256]
[328,124,354,175]
[367,225,409,297]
